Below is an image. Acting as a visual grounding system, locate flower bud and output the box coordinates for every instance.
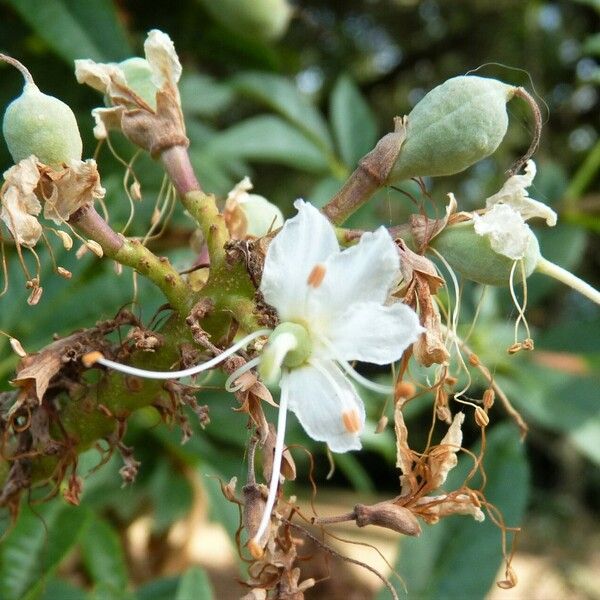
[354,501,421,536]
[225,177,284,239]
[239,194,284,238]
[430,220,540,286]
[3,82,82,168]
[197,0,293,42]
[388,76,515,182]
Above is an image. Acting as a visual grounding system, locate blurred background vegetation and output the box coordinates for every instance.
[0,0,598,598]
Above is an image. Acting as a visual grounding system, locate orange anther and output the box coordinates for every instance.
[82,351,104,368]
[307,263,326,288]
[342,409,361,433]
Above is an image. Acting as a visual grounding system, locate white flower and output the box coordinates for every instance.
[259,199,422,453]
[473,204,534,260]
[485,160,557,226]
[473,160,556,260]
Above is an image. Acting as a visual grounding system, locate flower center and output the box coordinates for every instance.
[259,322,312,383]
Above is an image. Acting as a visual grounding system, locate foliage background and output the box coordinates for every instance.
[0,0,598,598]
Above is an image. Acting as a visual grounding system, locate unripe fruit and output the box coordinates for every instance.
[197,0,293,42]
[118,57,157,108]
[3,83,82,168]
[430,220,540,286]
[389,76,515,182]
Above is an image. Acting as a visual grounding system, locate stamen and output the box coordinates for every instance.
[259,332,298,384]
[342,409,361,433]
[83,329,271,380]
[307,263,326,288]
[509,260,531,345]
[315,334,394,395]
[225,356,261,392]
[431,248,472,399]
[250,382,289,552]
[0,239,8,298]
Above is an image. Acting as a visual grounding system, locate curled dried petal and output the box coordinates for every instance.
[1,156,42,247]
[428,412,464,489]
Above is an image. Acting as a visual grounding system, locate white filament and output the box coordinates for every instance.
[95,328,271,380]
[251,381,289,548]
[225,356,261,392]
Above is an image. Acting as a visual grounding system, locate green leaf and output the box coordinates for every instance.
[204,116,329,173]
[500,368,600,433]
[41,578,86,600]
[334,452,375,493]
[536,317,600,353]
[5,0,131,63]
[0,502,90,600]
[148,459,194,533]
[569,416,600,465]
[308,176,343,208]
[62,0,132,60]
[80,517,129,594]
[136,577,180,600]
[180,73,234,118]
[88,582,134,600]
[201,468,241,544]
[175,567,214,600]
[232,72,333,152]
[380,424,529,599]
[330,75,378,168]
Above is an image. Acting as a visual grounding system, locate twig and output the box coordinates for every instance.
[280,517,399,600]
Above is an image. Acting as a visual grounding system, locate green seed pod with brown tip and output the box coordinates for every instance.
[429,220,540,287]
[197,0,293,42]
[389,76,517,183]
[1,54,82,167]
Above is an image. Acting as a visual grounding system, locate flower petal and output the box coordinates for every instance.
[323,300,423,364]
[260,200,338,321]
[74,59,126,94]
[91,107,123,140]
[281,360,365,453]
[307,226,401,325]
[485,160,557,226]
[473,204,533,260]
[144,29,182,89]
[42,159,105,224]
[1,157,42,247]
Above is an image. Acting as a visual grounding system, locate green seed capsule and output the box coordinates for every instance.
[119,57,157,108]
[197,0,293,41]
[430,220,540,286]
[389,76,516,183]
[3,82,83,167]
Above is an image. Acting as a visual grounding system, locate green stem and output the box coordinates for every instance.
[323,121,406,225]
[536,257,600,305]
[110,239,191,315]
[181,191,228,268]
[69,204,192,315]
